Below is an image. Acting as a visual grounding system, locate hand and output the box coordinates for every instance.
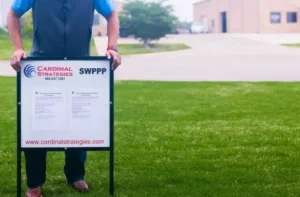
[106,50,121,70]
[10,49,27,72]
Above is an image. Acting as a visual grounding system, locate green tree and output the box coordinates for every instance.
[119,0,177,47]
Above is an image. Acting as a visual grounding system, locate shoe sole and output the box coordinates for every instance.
[71,185,89,192]
[25,194,42,197]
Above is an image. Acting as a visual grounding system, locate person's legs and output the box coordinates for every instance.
[24,149,47,188]
[64,149,87,184]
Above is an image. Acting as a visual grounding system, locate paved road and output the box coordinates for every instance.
[112,34,300,81]
[1,34,300,81]
[0,61,14,76]
[230,33,300,44]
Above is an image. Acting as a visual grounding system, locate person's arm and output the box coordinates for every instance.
[7,0,32,71]
[7,9,24,51]
[95,0,121,70]
[106,11,119,49]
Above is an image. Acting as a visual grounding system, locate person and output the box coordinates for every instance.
[7,0,121,196]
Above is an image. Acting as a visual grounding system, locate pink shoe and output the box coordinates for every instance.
[72,180,89,192]
[25,187,42,197]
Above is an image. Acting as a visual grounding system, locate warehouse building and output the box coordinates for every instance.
[193,0,300,33]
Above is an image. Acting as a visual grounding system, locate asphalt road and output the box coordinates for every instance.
[112,34,300,81]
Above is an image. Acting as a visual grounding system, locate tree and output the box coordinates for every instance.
[119,0,177,47]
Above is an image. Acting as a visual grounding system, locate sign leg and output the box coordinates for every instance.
[17,150,22,197]
[109,149,114,197]
[109,61,115,197]
[17,72,22,197]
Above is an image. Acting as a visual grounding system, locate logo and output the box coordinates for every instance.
[24,65,36,78]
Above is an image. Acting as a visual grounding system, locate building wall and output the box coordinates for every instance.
[258,0,300,33]
[193,0,300,33]
[193,0,217,33]
[242,0,259,33]
[228,0,243,33]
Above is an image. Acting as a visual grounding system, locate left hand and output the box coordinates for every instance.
[106,50,121,70]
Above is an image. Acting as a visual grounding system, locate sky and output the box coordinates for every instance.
[119,0,201,22]
[163,0,199,22]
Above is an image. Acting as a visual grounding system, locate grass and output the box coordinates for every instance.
[0,34,98,60]
[0,34,188,59]
[0,34,32,60]
[1,79,300,197]
[282,43,300,48]
[118,43,190,55]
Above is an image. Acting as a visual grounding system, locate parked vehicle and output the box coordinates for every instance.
[190,22,208,34]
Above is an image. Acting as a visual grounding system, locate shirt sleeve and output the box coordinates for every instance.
[11,0,33,16]
[95,0,115,18]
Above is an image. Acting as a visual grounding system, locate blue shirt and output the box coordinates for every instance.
[11,0,115,18]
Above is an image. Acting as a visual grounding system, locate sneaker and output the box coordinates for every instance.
[72,180,89,192]
[25,187,42,197]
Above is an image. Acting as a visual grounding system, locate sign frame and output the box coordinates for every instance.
[16,56,115,197]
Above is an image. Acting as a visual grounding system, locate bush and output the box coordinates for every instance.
[21,11,33,39]
[0,28,8,37]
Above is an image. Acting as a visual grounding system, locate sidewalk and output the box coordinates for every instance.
[230,33,300,44]
[0,61,15,76]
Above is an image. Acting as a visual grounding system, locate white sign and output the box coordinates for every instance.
[20,59,111,148]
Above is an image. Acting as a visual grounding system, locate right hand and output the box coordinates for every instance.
[10,49,27,71]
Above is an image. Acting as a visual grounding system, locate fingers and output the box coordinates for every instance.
[10,56,18,71]
[23,52,27,58]
[106,50,121,70]
[15,54,22,71]
[16,53,22,66]
[112,60,117,70]
[106,51,111,59]
[10,51,24,72]
[106,50,122,70]
[112,55,121,70]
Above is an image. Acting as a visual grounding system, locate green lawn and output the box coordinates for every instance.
[282,43,300,48]
[118,43,190,55]
[0,34,189,59]
[1,79,300,197]
[0,35,98,60]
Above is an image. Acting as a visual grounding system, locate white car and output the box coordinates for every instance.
[190,23,208,34]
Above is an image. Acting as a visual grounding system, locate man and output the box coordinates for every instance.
[7,0,121,196]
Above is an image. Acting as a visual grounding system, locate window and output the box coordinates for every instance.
[287,12,297,23]
[270,12,281,23]
[93,14,100,25]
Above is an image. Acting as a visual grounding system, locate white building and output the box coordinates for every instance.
[0,0,13,28]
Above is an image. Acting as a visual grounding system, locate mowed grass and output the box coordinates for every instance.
[0,32,189,59]
[282,43,300,48]
[1,78,300,197]
[0,35,98,60]
[118,43,190,55]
